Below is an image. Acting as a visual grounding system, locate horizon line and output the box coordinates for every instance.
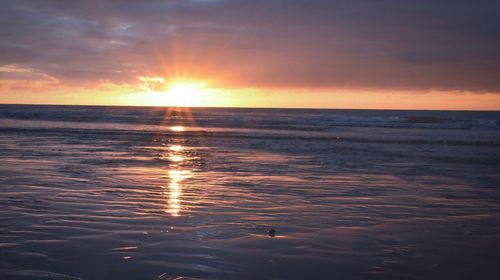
[1,102,499,112]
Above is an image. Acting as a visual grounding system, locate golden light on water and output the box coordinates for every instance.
[170,126,185,132]
[169,155,184,162]
[167,168,192,217]
[153,92,197,217]
[169,145,184,152]
[163,139,193,217]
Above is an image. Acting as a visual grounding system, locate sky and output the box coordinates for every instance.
[1,0,500,110]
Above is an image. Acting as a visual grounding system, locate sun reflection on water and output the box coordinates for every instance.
[169,145,184,152]
[167,169,192,216]
[155,108,197,217]
[169,155,184,162]
[165,143,192,217]
[170,126,185,132]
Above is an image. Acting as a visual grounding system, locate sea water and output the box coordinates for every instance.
[1,105,499,279]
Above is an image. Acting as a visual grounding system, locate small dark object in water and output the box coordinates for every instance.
[268,228,276,237]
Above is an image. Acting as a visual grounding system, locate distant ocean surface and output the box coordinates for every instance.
[1,105,500,280]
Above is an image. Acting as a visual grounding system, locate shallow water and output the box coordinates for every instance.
[1,105,500,279]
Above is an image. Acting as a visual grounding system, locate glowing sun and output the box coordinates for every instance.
[165,81,205,107]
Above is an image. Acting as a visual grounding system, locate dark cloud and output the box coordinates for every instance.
[1,0,500,91]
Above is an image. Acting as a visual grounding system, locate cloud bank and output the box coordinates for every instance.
[1,0,500,92]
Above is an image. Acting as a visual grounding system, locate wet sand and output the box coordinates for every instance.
[1,105,500,279]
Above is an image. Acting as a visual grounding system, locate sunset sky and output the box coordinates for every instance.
[1,0,500,110]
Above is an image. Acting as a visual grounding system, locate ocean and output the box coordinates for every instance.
[1,105,499,279]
